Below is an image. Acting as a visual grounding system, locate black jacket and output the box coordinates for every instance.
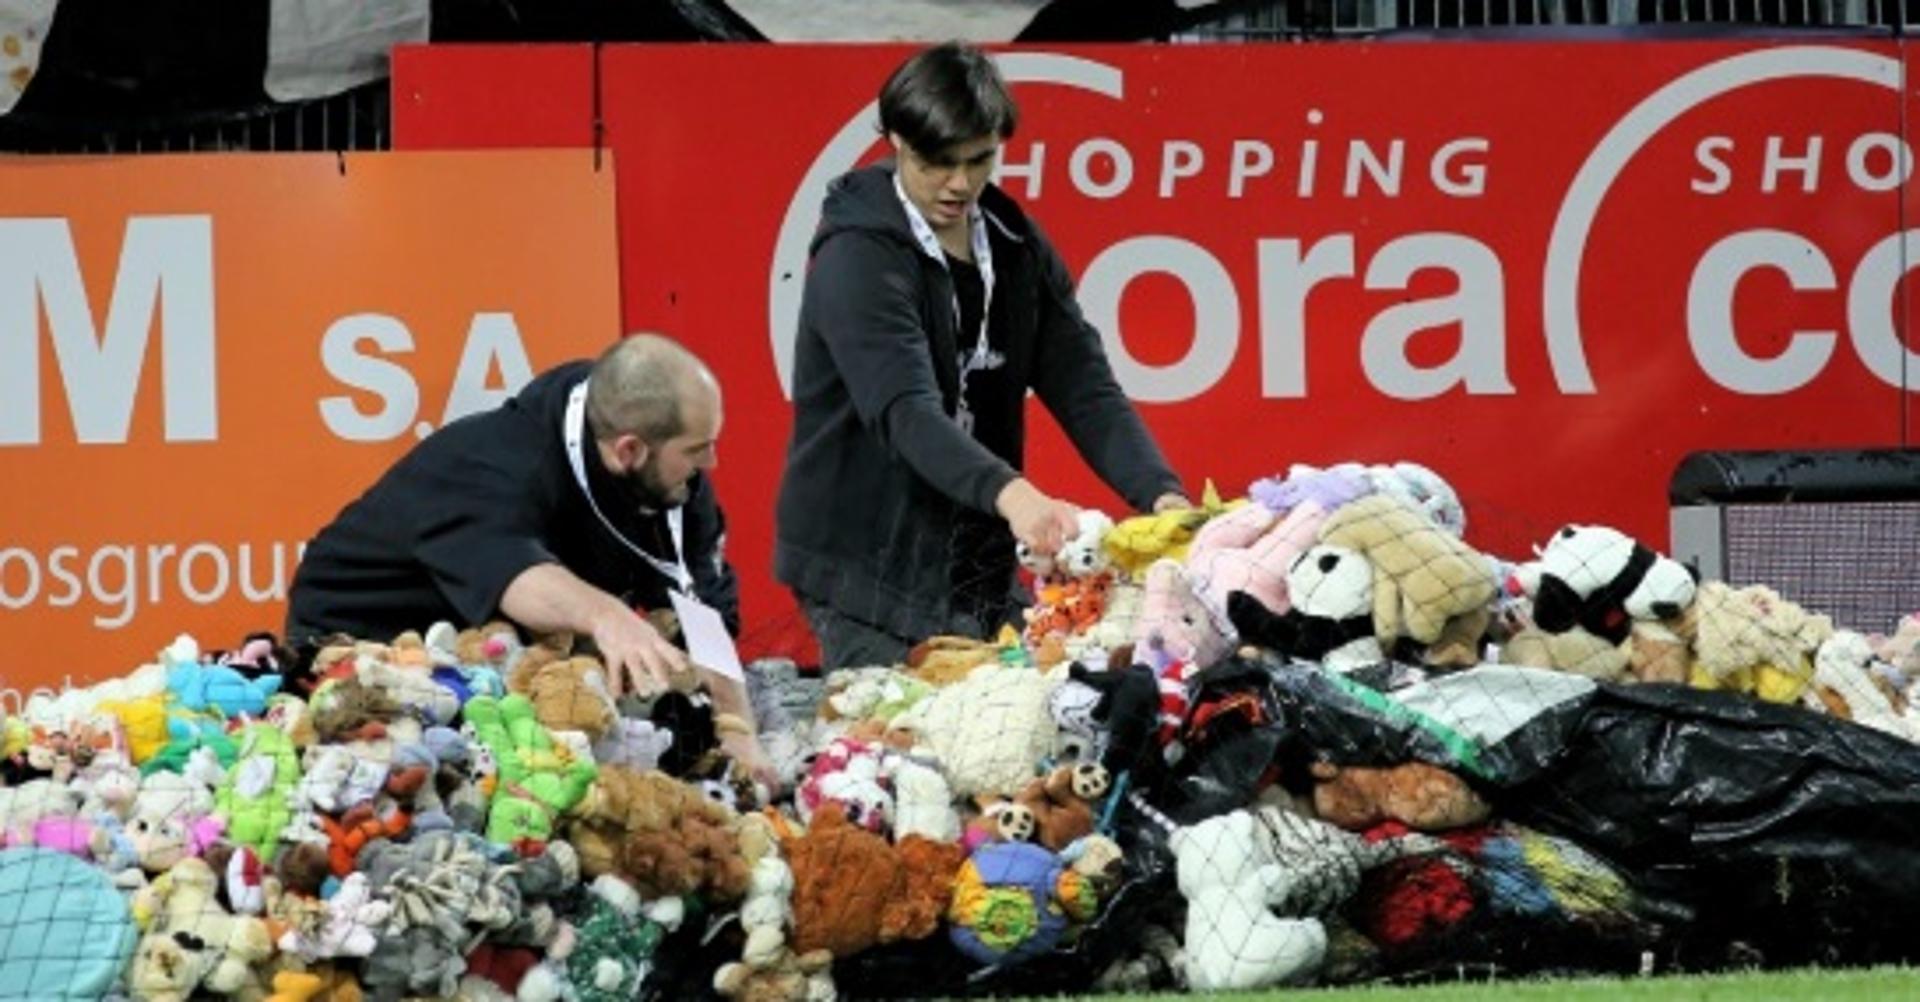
[774,164,1180,639]
[287,361,739,644]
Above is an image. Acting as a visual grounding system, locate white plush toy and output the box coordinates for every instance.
[886,754,961,843]
[1166,807,1327,991]
[1811,631,1920,742]
[1162,801,1446,990]
[1518,524,1698,644]
[893,666,1058,798]
[1285,544,1385,673]
[1019,509,1116,580]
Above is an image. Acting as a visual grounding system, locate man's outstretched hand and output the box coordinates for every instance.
[591,608,688,700]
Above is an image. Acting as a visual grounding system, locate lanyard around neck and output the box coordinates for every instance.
[563,379,692,594]
[893,169,996,432]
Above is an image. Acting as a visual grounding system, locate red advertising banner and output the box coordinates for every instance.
[396,42,1918,658]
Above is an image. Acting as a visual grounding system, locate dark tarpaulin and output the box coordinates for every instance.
[1481,682,1920,966]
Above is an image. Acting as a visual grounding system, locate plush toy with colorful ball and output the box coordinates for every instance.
[947,840,1099,967]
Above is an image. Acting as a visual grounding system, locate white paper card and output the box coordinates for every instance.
[670,590,745,682]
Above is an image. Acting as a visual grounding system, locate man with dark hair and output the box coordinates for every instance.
[289,333,773,778]
[775,42,1190,669]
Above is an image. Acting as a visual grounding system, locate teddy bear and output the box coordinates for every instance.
[783,803,961,957]
[162,634,285,718]
[1133,557,1235,670]
[885,752,960,843]
[308,677,403,745]
[889,665,1059,798]
[1318,493,1498,653]
[128,857,276,1001]
[354,656,461,726]
[902,634,1008,686]
[1874,612,1920,677]
[1009,761,1111,851]
[709,852,842,1002]
[1499,625,1631,681]
[1688,580,1834,703]
[124,772,226,876]
[620,808,751,901]
[714,940,836,1002]
[275,871,392,962]
[1309,759,1492,831]
[566,765,736,877]
[509,653,620,741]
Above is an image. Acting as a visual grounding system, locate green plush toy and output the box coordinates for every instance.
[463,694,597,845]
[566,875,675,1002]
[214,724,299,861]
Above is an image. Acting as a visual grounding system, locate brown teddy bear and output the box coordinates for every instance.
[456,620,527,668]
[784,804,960,957]
[511,655,619,740]
[1011,761,1112,851]
[1309,759,1491,832]
[621,811,751,902]
[308,678,401,744]
[565,766,734,877]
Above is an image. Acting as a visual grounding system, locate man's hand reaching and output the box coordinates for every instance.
[591,607,688,700]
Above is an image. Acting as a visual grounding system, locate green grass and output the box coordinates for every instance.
[1015,966,1920,1001]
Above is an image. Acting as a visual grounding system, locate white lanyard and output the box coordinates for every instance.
[893,168,995,434]
[563,380,693,594]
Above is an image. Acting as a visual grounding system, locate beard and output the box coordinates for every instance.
[619,456,691,511]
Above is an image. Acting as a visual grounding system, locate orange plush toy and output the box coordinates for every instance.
[784,804,962,956]
[1309,760,1491,832]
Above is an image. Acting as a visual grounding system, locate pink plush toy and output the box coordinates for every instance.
[795,737,894,835]
[1185,500,1329,621]
[1133,559,1234,671]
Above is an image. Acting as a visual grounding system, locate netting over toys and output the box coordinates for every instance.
[4,460,1920,1001]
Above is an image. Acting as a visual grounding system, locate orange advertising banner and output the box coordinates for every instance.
[0,151,621,694]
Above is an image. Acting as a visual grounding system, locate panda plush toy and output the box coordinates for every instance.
[1519,524,1699,644]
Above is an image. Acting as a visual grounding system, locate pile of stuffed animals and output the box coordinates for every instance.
[3,459,1918,1000]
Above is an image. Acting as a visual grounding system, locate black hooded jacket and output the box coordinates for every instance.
[774,163,1181,640]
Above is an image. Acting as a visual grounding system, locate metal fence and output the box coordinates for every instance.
[0,79,390,155]
[1178,0,1912,37]
[2,1,1910,155]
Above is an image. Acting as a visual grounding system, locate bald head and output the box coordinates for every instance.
[585,333,719,444]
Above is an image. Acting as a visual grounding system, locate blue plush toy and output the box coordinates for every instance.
[167,660,282,718]
[947,840,1099,967]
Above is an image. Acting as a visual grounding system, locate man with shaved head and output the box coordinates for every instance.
[289,333,771,782]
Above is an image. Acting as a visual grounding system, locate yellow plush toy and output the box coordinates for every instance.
[1687,580,1832,704]
[1104,480,1239,579]
[1319,493,1497,648]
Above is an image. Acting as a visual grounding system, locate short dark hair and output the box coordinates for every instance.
[877,41,1018,157]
